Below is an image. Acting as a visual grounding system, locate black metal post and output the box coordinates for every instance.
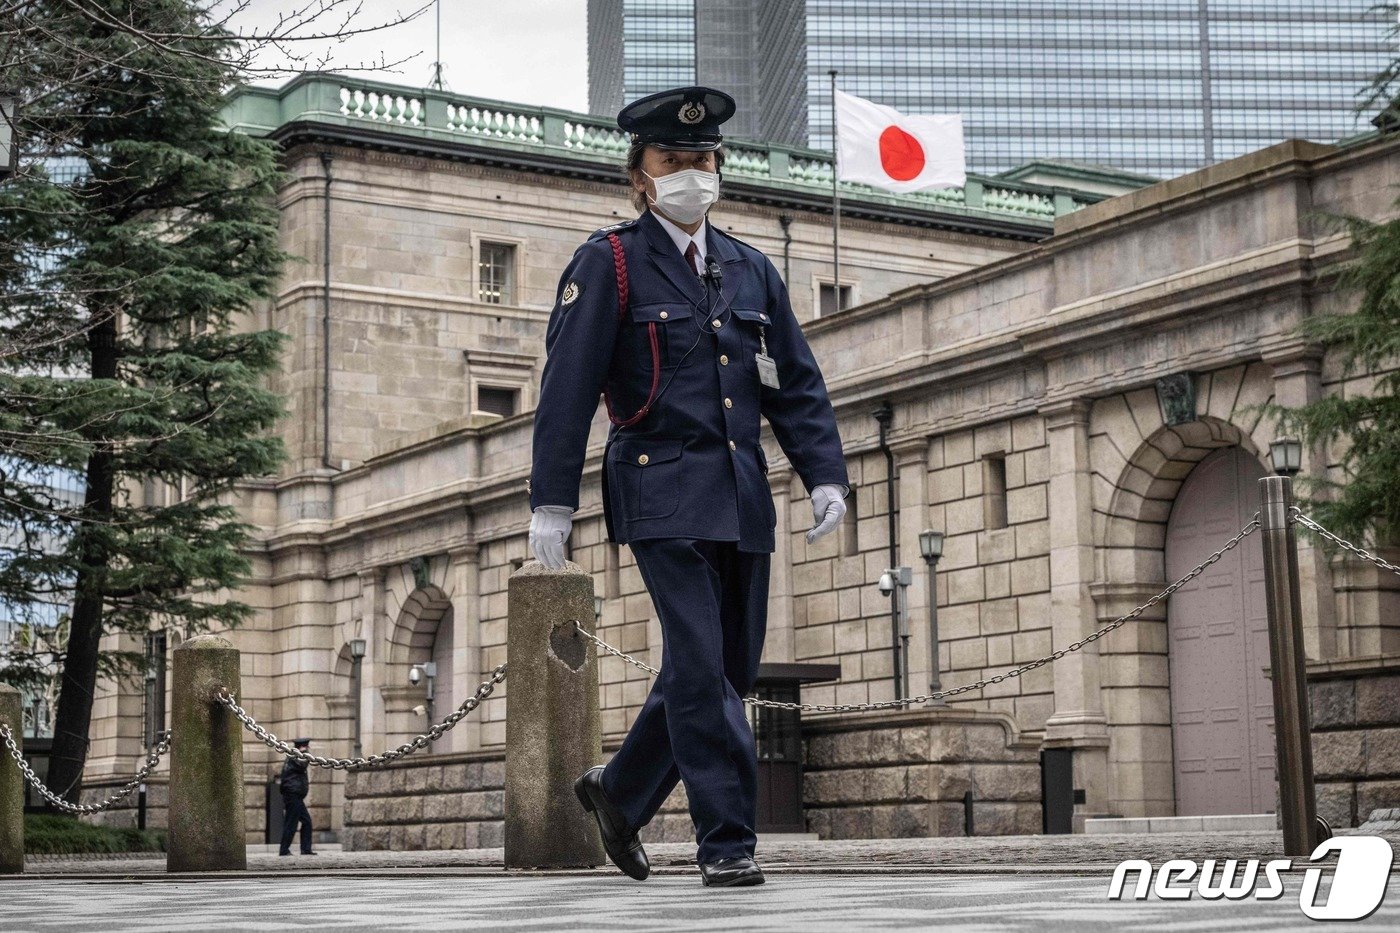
[1258,475,1320,856]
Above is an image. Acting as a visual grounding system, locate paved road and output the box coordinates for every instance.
[28,829,1398,874]
[2,871,1397,931]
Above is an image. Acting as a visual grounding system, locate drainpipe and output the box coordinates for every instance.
[873,401,900,700]
[777,212,793,287]
[319,151,336,471]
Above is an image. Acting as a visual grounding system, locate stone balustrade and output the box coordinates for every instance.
[219,74,1095,227]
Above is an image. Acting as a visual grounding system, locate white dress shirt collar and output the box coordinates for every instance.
[650,209,708,270]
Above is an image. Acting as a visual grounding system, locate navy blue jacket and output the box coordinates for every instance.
[528,208,849,553]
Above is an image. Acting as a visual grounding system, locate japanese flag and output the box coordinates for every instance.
[834,89,966,193]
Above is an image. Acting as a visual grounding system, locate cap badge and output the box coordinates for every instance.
[678,100,705,125]
[562,281,579,306]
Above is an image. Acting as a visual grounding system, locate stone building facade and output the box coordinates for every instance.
[77,75,1400,844]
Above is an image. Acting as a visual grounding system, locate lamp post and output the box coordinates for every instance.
[349,638,366,757]
[593,594,604,625]
[1269,436,1302,478]
[918,529,947,707]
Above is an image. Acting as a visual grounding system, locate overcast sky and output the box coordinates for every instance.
[235,0,590,113]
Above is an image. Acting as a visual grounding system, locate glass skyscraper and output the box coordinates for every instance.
[587,0,1394,178]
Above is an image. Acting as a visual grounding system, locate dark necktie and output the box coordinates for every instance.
[684,240,701,277]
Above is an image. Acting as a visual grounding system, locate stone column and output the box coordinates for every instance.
[168,634,246,872]
[448,542,482,754]
[763,464,797,663]
[1040,398,1112,827]
[1264,347,1340,659]
[356,567,387,757]
[0,684,22,874]
[504,561,604,868]
[892,437,932,698]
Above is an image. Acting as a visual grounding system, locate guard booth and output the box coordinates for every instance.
[18,736,52,813]
[749,662,840,834]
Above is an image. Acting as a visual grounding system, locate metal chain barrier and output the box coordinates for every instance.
[575,510,1265,713]
[1290,506,1400,579]
[216,661,508,770]
[0,723,170,815]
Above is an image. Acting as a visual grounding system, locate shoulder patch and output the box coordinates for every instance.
[588,218,638,240]
[561,281,580,306]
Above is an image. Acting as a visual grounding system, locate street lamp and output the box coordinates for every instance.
[594,595,604,623]
[349,638,366,757]
[0,93,17,179]
[1269,437,1302,477]
[918,529,947,708]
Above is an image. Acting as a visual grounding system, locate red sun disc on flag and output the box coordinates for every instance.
[878,125,925,181]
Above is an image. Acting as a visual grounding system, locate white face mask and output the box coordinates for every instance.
[644,168,720,224]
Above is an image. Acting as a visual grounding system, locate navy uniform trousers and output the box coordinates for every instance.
[279,793,313,855]
[601,537,770,864]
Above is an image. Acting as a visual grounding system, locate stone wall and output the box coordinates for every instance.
[1309,654,1400,829]
[82,775,269,844]
[802,709,1043,838]
[342,751,504,851]
[342,708,1041,849]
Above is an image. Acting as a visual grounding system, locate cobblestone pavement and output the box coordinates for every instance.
[1,870,1397,931]
[22,828,1400,876]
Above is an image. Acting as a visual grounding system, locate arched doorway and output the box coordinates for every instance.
[1164,445,1272,815]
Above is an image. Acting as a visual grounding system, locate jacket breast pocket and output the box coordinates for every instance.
[612,435,684,521]
[729,306,771,371]
[629,302,696,371]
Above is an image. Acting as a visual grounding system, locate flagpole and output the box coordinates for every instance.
[829,69,840,312]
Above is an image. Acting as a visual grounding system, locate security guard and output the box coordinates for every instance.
[277,738,315,856]
[527,85,849,888]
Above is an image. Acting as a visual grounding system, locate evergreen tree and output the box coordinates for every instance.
[0,0,291,804]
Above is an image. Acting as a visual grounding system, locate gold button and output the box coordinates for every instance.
[638,454,649,465]
[724,397,732,408]
[659,311,669,319]
[760,313,768,321]
[720,354,728,365]
[728,440,736,451]
[712,319,722,329]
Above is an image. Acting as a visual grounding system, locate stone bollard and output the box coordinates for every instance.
[0,684,22,874]
[168,634,246,872]
[504,560,605,868]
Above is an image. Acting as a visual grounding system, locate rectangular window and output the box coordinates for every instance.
[143,631,168,746]
[819,283,851,317]
[477,385,518,418]
[983,454,1008,530]
[478,242,516,305]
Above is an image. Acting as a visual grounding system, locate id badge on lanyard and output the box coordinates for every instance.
[755,328,779,389]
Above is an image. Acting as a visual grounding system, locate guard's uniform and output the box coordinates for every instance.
[527,86,849,866]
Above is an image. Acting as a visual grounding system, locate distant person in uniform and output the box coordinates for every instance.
[277,737,316,856]
[527,85,849,888]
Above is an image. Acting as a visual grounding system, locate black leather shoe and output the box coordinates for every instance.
[699,856,765,887]
[573,765,649,880]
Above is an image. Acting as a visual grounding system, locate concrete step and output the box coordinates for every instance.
[1084,814,1277,834]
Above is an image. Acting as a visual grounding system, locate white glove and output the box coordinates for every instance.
[806,483,848,544]
[529,505,574,570]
